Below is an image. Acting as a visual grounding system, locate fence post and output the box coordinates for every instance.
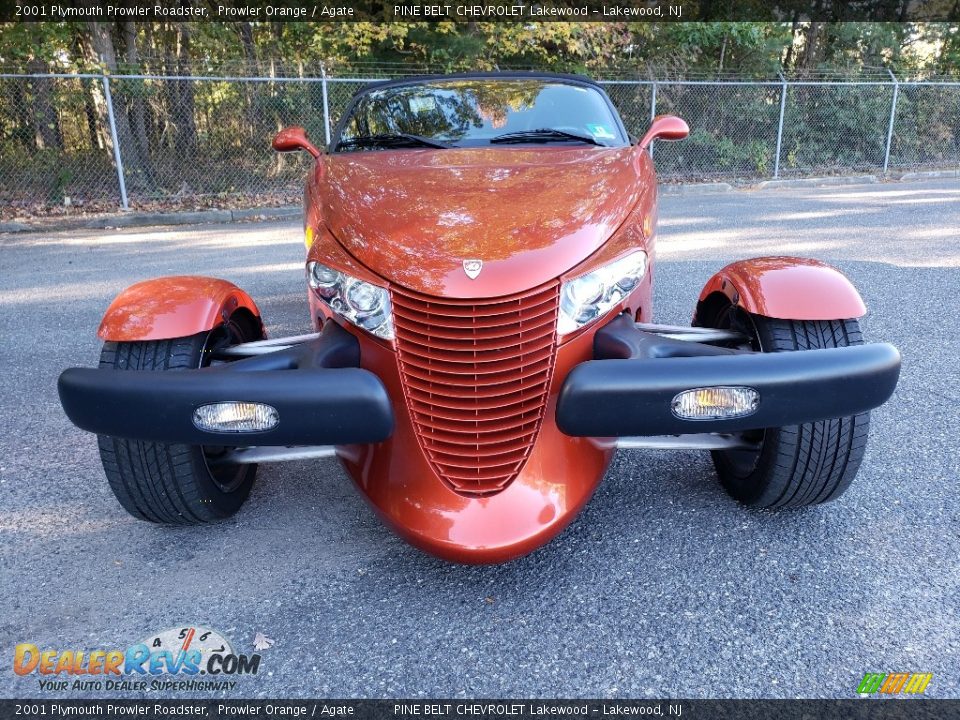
[774,71,788,179]
[649,81,657,157]
[101,75,129,210]
[321,64,331,147]
[883,68,900,174]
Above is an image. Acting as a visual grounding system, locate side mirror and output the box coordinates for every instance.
[272,126,322,159]
[638,115,689,150]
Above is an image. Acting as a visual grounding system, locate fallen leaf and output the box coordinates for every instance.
[253,632,275,651]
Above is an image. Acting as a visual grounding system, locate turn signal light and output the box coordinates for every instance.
[192,402,279,433]
[671,387,759,420]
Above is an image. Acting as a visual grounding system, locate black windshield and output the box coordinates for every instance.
[335,78,627,151]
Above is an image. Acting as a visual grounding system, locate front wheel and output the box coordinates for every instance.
[96,314,263,524]
[710,312,871,508]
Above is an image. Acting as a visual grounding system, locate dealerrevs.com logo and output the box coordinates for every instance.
[13,626,263,693]
[857,672,933,695]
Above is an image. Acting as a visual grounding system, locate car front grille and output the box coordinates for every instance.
[391,282,560,496]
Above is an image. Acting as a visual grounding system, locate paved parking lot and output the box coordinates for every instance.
[1,179,958,698]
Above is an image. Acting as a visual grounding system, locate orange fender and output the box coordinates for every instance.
[98,276,263,342]
[696,256,866,322]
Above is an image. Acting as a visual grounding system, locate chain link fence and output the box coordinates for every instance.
[1,70,958,216]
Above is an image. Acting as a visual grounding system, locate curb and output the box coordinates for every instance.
[661,182,733,195]
[895,169,959,181]
[230,206,301,221]
[105,209,233,227]
[754,175,879,189]
[0,206,301,235]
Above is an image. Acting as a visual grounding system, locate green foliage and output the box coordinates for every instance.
[1,20,956,77]
[51,163,74,202]
[0,22,75,67]
[0,20,956,209]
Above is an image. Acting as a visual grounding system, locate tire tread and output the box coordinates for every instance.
[712,316,871,509]
[96,331,256,524]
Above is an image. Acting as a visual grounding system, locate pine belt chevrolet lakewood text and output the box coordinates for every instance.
[58,73,901,563]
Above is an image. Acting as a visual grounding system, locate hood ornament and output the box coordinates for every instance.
[463,259,483,280]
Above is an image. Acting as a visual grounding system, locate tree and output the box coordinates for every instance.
[83,21,152,191]
[26,55,63,151]
[167,21,198,155]
[121,21,152,166]
[0,24,69,151]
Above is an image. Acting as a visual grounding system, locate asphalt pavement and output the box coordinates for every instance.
[1,179,958,699]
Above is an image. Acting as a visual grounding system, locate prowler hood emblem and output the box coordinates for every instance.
[463,259,483,280]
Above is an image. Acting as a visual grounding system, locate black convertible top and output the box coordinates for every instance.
[349,71,605,99]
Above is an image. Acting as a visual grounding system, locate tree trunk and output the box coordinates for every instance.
[239,22,257,73]
[782,15,801,69]
[122,21,153,171]
[143,22,162,150]
[84,21,150,192]
[73,34,104,150]
[82,82,104,150]
[9,77,34,149]
[800,22,824,71]
[238,22,259,140]
[27,57,64,151]
[76,31,113,152]
[171,20,198,155]
[161,22,177,151]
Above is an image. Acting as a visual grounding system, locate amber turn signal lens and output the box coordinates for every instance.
[192,402,280,433]
[671,387,759,420]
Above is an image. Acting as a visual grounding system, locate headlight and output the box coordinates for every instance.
[307,261,394,340]
[558,251,647,336]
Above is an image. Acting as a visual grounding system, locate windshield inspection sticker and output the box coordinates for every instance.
[586,124,616,140]
[408,96,437,113]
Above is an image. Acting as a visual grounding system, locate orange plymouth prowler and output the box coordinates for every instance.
[59,74,901,563]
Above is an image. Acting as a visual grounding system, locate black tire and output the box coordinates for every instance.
[709,311,871,509]
[96,314,262,524]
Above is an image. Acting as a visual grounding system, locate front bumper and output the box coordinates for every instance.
[60,311,901,450]
[556,314,901,437]
[58,322,394,446]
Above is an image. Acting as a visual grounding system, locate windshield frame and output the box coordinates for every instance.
[330,72,631,153]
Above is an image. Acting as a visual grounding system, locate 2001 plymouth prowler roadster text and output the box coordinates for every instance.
[59,74,901,563]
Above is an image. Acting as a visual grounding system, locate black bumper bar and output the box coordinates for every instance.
[58,323,394,446]
[557,314,901,437]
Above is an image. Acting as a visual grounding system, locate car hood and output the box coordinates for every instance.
[321,146,647,298]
